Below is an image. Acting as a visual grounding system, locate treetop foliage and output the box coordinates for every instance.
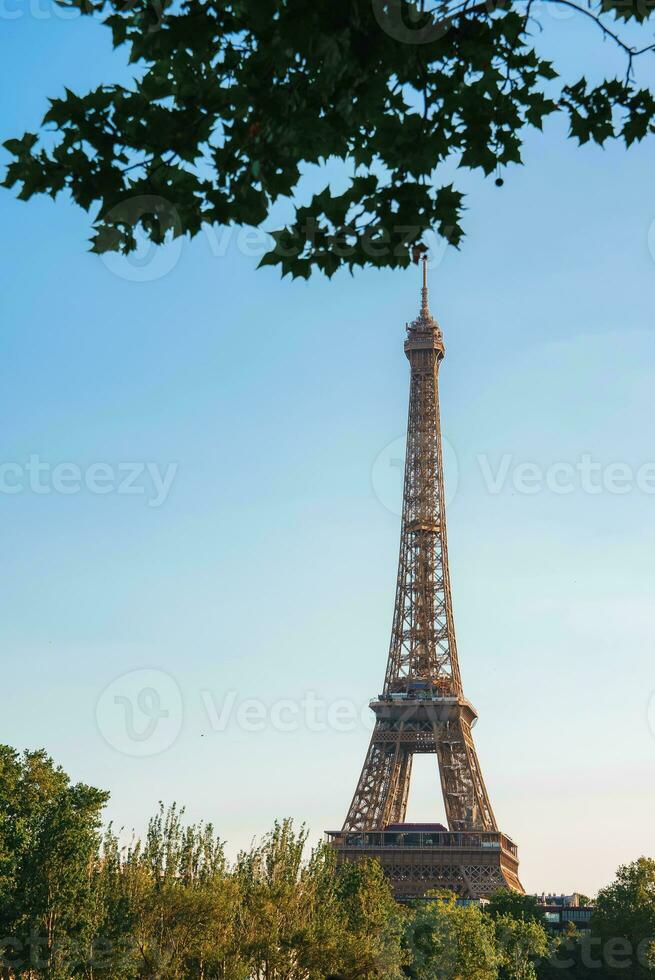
[487,890,547,924]
[3,0,655,277]
[2,745,655,979]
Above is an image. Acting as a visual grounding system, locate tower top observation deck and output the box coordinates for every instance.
[405,256,445,358]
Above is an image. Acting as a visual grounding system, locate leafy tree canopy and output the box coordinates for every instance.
[3,744,655,980]
[404,892,500,979]
[487,890,547,924]
[0,745,109,979]
[495,913,550,980]
[592,858,655,979]
[3,0,655,277]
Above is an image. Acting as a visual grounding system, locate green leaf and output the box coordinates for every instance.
[3,133,38,157]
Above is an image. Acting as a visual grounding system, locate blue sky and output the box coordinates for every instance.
[2,4,655,896]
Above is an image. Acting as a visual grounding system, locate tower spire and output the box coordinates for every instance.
[409,254,444,354]
[421,254,430,316]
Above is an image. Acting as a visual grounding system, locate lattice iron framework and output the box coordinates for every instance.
[332,260,523,898]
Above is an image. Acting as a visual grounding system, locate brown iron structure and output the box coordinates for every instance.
[328,260,523,900]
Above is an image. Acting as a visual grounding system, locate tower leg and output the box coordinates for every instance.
[343,727,398,831]
[436,718,497,832]
[387,749,412,826]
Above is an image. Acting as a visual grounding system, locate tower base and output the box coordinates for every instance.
[327,828,523,900]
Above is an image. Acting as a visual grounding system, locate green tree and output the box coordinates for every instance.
[4,0,655,277]
[335,858,407,979]
[592,857,655,979]
[495,914,550,980]
[535,926,596,980]
[90,804,246,979]
[404,893,499,979]
[81,824,138,978]
[0,745,108,980]
[235,819,346,979]
[487,891,546,926]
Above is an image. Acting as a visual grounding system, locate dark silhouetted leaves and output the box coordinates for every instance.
[3,0,655,277]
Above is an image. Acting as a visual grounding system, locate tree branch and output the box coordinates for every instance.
[429,0,655,80]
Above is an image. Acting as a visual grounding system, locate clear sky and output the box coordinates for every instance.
[1,3,655,898]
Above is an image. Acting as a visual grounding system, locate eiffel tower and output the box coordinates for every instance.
[328,260,523,899]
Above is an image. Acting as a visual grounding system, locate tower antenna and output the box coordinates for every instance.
[421,254,430,315]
